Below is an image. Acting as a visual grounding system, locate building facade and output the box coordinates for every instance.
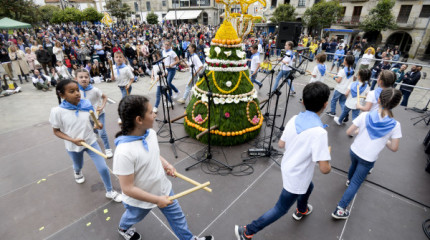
[121,0,169,23]
[166,0,221,26]
[44,0,97,10]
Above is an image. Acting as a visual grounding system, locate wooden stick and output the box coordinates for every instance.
[149,78,159,91]
[259,99,268,105]
[80,141,107,159]
[196,125,218,140]
[89,110,101,129]
[168,181,210,201]
[174,172,212,193]
[171,113,187,123]
[126,87,129,96]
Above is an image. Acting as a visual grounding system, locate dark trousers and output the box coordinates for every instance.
[400,89,411,106]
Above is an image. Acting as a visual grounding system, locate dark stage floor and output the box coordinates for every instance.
[1,81,429,240]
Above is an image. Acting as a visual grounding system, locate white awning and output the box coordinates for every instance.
[179,10,202,20]
[165,11,184,20]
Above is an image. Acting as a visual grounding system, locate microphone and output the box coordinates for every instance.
[290,66,305,75]
[153,56,167,65]
[299,54,313,62]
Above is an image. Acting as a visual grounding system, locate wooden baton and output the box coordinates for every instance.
[170,113,187,123]
[174,172,212,193]
[168,181,210,201]
[89,110,102,129]
[80,141,107,159]
[196,125,218,140]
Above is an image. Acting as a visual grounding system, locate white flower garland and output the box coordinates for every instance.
[205,64,249,72]
[205,57,247,65]
[211,43,243,48]
[192,86,258,105]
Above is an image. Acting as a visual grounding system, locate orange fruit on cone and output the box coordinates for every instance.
[227,39,231,45]
[227,132,231,137]
[221,39,227,45]
[222,132,226,137]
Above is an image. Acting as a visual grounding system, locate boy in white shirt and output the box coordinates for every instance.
[177,43,203,104]
[309,53,327,83]
[235,81,332,240]
[111,51,134,99]
[248,45,263,89]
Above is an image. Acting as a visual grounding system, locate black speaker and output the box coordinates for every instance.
[276,22,302,49]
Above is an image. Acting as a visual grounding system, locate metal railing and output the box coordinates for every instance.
[335,16,362,26]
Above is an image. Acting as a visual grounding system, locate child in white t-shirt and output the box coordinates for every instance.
[309,53,327,83]
[177,43,203,104]
[113,95,213,240]
[332,88,402,220]
[357,70,397,113]
[49,79,121,202]
[326,55,356,123]
[111,51,134,99]
[334,69,371,125]
[76,69,113,158]
[235,82,332,239]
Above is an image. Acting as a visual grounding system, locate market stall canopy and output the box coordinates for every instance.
[0,17,31,30]
[165,10,202,20]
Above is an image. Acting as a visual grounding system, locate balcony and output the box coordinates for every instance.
[396,17,417,29]
[340,0,368,2]
[334,16,362,27]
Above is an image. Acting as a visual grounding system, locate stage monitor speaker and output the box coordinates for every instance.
[276,22,302,49]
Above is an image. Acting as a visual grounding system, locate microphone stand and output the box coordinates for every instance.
[185,71,233,171]
[259,55,284,123]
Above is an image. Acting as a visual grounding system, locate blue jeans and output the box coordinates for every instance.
[272,70,292,92]
[330,90,346,115]
[327,51,334,61]
[119,85,132,99]
[183,75,198,100]
[246,183,314,235]
[67,142,112,192]
[400,89,411,106]
[166,68,179,97]
[338,106,360,122]
[97,113,110,149]
[309,52,315,60]
[370,71,379,90]
[338,150,375,209]
[250,71,262,87]
[119,190,194,240]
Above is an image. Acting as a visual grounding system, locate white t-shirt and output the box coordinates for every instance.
[309,64,325,83]
[280,115,331,194]
[163,49,178,68]
[281,50,293,71]
[365,90,380,112]
[361,53,374,65]
[113,129,172,209]
[152,64,161,82]
[345,82,370,109]
[334,68,354,94]
[56,65,71,79]
[49,107,97,152]
[113,65,134,87]
[188,53,203,74]
[351,112,402,162]
[250,53,260,72]
[80,87,104,115]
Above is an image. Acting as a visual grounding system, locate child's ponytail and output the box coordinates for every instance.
[116,95,150,138]
[379,88,402,118]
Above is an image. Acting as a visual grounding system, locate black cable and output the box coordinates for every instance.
[423,219,430,239]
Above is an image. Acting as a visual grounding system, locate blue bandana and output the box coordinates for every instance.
[114,130,150,151]
[317,64,326,76]
[165,48,172,53]
[365,110,396,140]
[78,84,93,98]
[374,87,383,100]
[295,111,328,134]
[115,63,127,76]
[350,82,368,98]
[344,67,354,79]
[59,99,94,116]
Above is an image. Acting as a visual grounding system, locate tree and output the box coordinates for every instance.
[51,7,83,24]
[39,5,61,23]
[146,11,158,24]
[82,7,104,22]
[0,0,40,24]
[105,0,132,21]
[269,4,297,24]
[360,0,397,32]
[302,0,343,31]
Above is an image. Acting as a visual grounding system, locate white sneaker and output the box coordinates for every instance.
[118,118,122,125]
[106,190,122,202]
[334,117,342,126]
[177,98,185,104]
[153,107,158,113]
[74,170,85,184]
[105,149,113,158]
[172,90,181,99]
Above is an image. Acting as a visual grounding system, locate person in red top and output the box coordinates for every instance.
[113,43,123,54]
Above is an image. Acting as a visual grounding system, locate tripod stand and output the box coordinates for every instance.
[185,71,232,171]
[260,56,284,123]
[154,59,188,158]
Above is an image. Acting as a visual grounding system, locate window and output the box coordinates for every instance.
[191,0,198,7]
[271,0,277,8]
[180,0,190,7]
[397,5,412,23]
[419,5,430,18]
[298,0,306,7]
[162,0,167,7]
[172,0,179,8]
[146,1,151,11]
[134,2,139,12]
[200,0,210,6]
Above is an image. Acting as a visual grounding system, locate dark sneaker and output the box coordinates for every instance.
[118,227,141,240]
[332,206,350,220]
[343,115,349,123]
[293,204,313,220]
[194,236,214,240]
[326,111,336,117]
[235,225,253,240]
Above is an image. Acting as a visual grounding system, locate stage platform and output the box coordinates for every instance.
[1,76,429,240]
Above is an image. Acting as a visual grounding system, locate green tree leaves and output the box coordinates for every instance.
[303,0,344,30]
[269,4,297,24]
[360,0,397,32]
[146,11,159,24]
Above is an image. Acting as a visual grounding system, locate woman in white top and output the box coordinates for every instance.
[53,41,64,62]
[56,60,73,80]
[332,88,402,219]
[359,49,374,70]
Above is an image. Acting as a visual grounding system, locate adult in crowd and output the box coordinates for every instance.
[9,44,30,83]
[36,45,52,75]
[400,65,422,107]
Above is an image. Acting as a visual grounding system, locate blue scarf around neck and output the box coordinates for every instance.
[350,82,368,98]
[295,111,328,134]
[344,67,354,79]
[78,84,93,98]
[59,99,94,116]
[115,63,127,76]
[114,130,150,151]
[317,64,326,76]
[365,110,396,140]
[374,87,383,100]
